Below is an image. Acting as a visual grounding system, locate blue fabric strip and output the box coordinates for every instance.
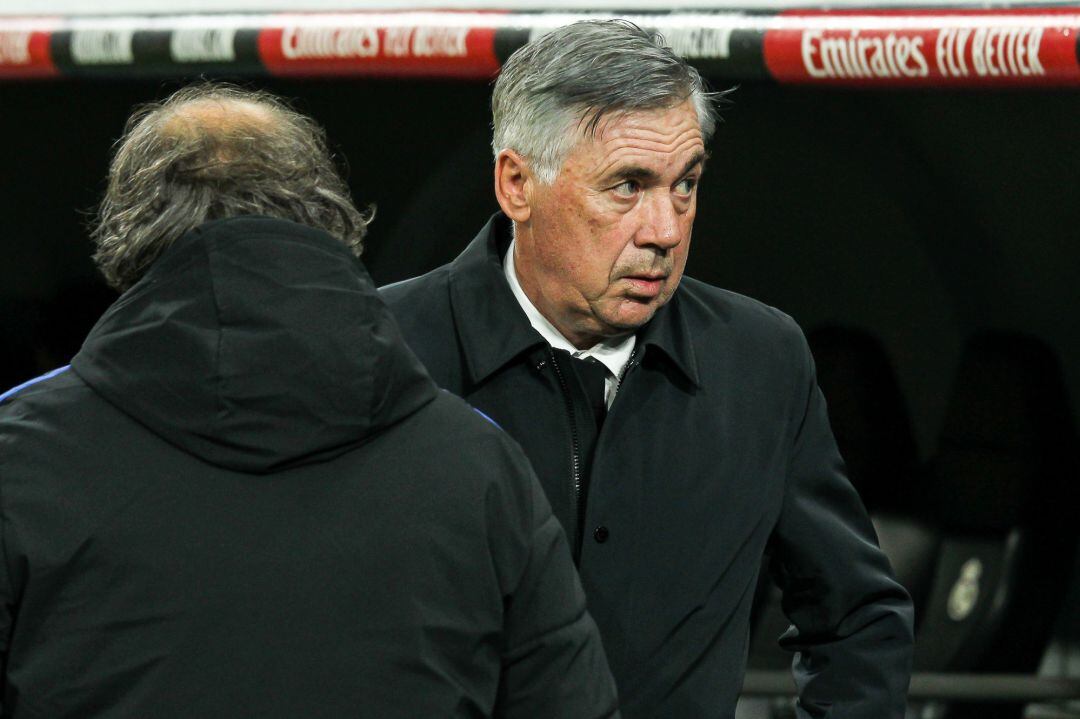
[438,388,502,429]
[472,407,501,429]
[0,365,71,404]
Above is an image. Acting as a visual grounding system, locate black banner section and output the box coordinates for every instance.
[6,10,1080,87]
[493,26,530,66]
[50,26,264,79]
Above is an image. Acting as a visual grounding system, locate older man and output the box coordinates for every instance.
[0,84,618,718]
[382,20,914,719]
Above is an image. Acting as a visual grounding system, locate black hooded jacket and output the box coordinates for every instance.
[0,217,618,718]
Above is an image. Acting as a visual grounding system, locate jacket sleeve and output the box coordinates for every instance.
[768,330,914,719]
[492,444,620,719]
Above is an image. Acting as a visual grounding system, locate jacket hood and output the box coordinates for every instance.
[73,216,437,473]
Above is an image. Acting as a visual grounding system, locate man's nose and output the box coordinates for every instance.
[634,191,682,251]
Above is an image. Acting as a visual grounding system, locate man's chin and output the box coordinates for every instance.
[601,299,665,332]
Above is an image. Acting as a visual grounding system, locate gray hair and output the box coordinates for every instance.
[91,83,371,292]
[492,20,720,184]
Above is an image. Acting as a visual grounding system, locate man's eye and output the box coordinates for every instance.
[612,181,638,198]
[675,178,697,195]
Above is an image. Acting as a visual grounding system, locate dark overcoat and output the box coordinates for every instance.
[382,213,914,719]
[0,217,618,719]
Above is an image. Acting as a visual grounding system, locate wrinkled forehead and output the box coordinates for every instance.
[566,101,707,177]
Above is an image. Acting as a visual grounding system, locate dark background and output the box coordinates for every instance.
[1,78,1076,456]
[1,74,1078,715]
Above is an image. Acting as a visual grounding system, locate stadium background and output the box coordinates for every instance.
[1,3,1078,717]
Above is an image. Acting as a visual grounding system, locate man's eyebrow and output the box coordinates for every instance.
[601,151,708,185]
[679,151,708,178]
[603,165,659,184]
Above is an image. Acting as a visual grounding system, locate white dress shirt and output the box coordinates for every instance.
[504,239,636,408]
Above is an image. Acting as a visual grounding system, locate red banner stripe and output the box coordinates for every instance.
[763,9,1080,87]
[258,22,499,79]
[1,10,1079,86]
[0,30,59,78]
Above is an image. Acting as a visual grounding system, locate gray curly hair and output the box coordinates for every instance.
[91,83,371,292]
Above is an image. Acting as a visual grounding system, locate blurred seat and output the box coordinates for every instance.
[913,331,1078,719]
[1027,535,1080,719]
[808,325,920,514]
[742,329,1078,719]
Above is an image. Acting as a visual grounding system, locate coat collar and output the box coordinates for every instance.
[448,213,701,388]
[638,288,702,388]
[449,214,546,384]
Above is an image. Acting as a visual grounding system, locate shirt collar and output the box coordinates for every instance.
[503,238,635,378]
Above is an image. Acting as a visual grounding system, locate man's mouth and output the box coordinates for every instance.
[622,273,668,298]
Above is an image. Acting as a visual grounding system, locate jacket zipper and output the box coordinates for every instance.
[613,347,637,405]
[549,346,638,563]
[549,348,585,561]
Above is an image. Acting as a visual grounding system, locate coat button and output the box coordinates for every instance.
[593,526,610,543]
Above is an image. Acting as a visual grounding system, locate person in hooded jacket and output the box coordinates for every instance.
[0,84,619,718]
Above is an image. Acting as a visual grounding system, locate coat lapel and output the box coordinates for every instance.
[635,291,702,389]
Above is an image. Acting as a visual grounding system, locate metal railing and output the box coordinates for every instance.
[741,670,1080,703]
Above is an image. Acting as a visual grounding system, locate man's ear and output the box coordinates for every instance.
[494,149,532,223]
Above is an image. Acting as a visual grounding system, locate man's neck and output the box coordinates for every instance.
[503,238,635,378]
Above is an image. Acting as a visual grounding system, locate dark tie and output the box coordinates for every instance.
[570,355,609,429]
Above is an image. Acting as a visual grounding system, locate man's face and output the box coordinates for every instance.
[514,100,705,349]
